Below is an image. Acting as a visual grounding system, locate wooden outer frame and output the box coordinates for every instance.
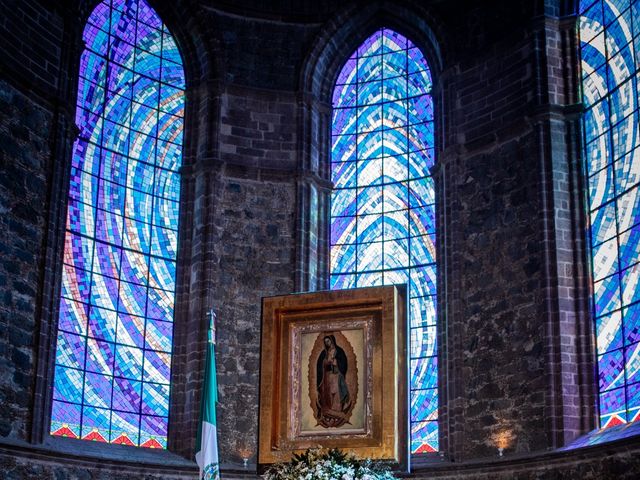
[258,285,408,471]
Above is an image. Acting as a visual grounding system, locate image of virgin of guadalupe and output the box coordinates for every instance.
[316,335,352,428]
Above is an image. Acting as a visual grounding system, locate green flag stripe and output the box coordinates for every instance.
[196,340,217,449]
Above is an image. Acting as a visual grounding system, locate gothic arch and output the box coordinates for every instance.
[30,0,222,460]
[294,1,449,294]
[299,1,446,105]
[294,1,449,457]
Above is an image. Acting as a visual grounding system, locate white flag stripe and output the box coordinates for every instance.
[196,421,219,480]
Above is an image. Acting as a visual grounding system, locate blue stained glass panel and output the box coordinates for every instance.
[626,342,640,383]
[411,389,438,423]
[617,186,640,231]
[145,318,173,352]
[58,297,89,336]
[140,415,167,448]
[411,356,438,390]
[143,382,170,416]
[621,265,640,305]
[61,265,91,306]
[599,349,625,391]
[383,211,409,240]
[629,382,640,423]
[410,326,437,359]
[88,306,118,343]
[117,313,145,348]
[581,0,640,429]
[51,0,183,448]
[114,345,144,380]
[50,401,82,439]
[85,338,116,376]
[54,366,84,402]
[81,406,111,441]
[411,421,439,455]
[357,215,383,243]
[600,387,628,426]
[410,296,437,327]
[383,267,409,287]
[56,332,87,369]
[330,273,357,290]
[330,28,438,453]
[596,310,624,353]
[356,242,384,271]
[592,237,620,280]
[143,350,170,383]
[593,272,622,317]
[625,303,640,343]
[356,271,383,286]
[83,372,113,408]
[110,411,140,445]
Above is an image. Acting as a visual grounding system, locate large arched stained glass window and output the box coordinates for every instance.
[580,0,640,429]
[330,28,437,453]
[49,0,184,448]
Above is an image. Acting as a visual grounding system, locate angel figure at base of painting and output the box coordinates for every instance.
[316,334,352,428]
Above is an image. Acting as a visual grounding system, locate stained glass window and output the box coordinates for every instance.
[330,28,437,453]
[49,0,184,448]
[580,0,640,428]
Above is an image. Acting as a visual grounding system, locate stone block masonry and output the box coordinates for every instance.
[0,80,52,441]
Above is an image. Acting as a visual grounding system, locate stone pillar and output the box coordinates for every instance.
[437,5,594,461]
[295,94,332,292]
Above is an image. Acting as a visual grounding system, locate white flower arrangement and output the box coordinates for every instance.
[264,448,397,480]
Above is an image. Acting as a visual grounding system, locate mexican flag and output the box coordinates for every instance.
[195,310,220,480]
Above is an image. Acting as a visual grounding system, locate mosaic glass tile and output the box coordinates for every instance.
[581,0,640,429]
[330,28,438,453]
[51,0,183,448]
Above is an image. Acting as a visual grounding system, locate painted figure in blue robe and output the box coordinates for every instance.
[316,334,351,427]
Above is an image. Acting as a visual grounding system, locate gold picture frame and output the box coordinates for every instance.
[258,285,408,471]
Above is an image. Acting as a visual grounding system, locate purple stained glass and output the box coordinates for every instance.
[581,0,640,429]
[140,414,168,448]
[112,377,142,412]
[330,28,438,454]
[50,0,183,448]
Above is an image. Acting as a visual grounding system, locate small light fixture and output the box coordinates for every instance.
[492,429,514,458]
[237,444,253,469]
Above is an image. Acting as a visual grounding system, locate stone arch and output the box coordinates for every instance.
[299,0,446,106]
[30,0,223,460]
[294,0,447,291]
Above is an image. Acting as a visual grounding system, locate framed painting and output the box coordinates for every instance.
[258,285,408,471]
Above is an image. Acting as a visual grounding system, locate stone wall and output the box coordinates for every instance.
[0,80,53,441]
[207,164,296,461]
[450,133,548,457]
[437,2,593,461]
[0,0,63,92]
[438,17,559,458]
[0,0,637,478]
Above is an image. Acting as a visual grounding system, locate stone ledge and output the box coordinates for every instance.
[0,437,197,478]
[0,437,266,479]
[408,434,640,479]
[2,434,640,479]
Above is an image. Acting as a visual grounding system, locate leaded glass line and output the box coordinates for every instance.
[580,0,640,429]
[330,28,438,453]
[50,0,184,448]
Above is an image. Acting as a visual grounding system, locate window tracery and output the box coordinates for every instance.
[50,0,184,448]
